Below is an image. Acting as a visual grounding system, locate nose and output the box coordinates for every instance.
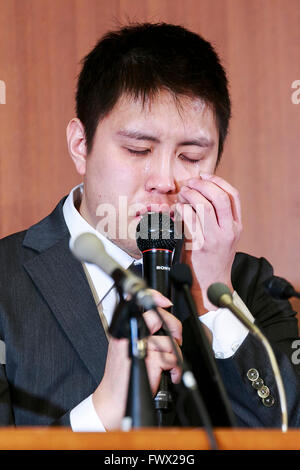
[144,153,176,194]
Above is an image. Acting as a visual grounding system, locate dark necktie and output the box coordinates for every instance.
[129,262,143,278]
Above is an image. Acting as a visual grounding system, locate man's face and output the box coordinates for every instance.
[79,90,219,258]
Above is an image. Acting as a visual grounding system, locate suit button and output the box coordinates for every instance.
[262,395,275,407]
[247,368,259,381]
[258,385,270,399]
[251,377,264,390]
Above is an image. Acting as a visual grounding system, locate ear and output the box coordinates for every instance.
[66,118,88,175]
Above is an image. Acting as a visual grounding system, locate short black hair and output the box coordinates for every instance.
[76,22,231,163]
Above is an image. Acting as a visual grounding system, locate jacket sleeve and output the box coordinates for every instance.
[218,253,300,427]
[232,253,299,362]
[217,333,300,428]
[0,366,14,425]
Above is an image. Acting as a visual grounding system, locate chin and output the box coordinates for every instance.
[115,238,142,260]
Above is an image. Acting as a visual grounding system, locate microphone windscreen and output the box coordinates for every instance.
[170,263,193,287]
[136,212,177,252]
[207,282,232,308]
[70,232,106,264]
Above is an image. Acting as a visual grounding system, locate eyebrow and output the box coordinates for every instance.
[179,137,214,148]
[116,129,214,148]
[117,129,159,143]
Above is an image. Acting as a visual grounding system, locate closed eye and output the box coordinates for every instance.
[126,148,151,156]
[179,154,201,164]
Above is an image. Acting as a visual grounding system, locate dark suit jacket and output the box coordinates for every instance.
[0,198,299,427]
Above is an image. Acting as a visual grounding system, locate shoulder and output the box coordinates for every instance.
[232,252,299,350]
[233,252,273,277]
[0,230,27,260]
[0,197,68,257]
[232,252,274,301]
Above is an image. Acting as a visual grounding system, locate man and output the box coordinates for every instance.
[0,22,299,430]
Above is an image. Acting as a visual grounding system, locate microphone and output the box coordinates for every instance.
[264,276,300,300]
[69,232,156,310]
[136,212,177,298]
[207,282,288,433]
[136,212,178,425]
[207,283,258,334]
[70,232,158,428]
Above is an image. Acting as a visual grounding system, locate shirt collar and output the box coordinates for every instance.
[63,184,138,302]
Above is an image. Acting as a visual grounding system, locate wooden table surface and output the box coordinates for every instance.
[0,427,299,450]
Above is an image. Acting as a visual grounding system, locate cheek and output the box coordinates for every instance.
[174,158,217,188]
[95,163,141,203]
[173,161,203,183]
[115,165,141,194]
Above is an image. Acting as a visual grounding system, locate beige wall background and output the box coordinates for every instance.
[0,0,300,312]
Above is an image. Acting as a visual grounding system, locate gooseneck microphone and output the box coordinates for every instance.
[69,232,156,310]
[207,283,259,335]
[207,282,288,433]
[136,212,178,426]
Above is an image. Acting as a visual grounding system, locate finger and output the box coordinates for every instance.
[198,173,242,224]
[170,365,182,384]
[146,351,182,384]
[177,186,219,237]
[175,201,205,250]
[143,308,182,345]
[147,335,182,354]
[147,289,173,308]
[185,178,234,230]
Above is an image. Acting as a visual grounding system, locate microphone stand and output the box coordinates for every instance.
[109,276,219,447]
[109,293,157,429]
[170,263,237,427]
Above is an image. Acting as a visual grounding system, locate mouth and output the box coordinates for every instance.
[135,204,175,219]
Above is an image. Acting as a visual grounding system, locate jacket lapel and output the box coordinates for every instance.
[22,198,108,385]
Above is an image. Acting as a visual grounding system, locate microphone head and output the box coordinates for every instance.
[136,212,178,252]
[69,232,106,264]
[170,263,193,288]
[264,276,295,300]
[207,282,232,308]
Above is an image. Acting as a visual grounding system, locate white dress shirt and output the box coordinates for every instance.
[63,184,254,431]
